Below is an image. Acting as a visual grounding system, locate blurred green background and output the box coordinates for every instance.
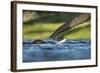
[23,10,90,40]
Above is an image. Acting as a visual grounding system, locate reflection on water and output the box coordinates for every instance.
[23,39,91,62]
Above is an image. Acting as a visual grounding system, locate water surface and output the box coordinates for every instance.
[23,39,91,62]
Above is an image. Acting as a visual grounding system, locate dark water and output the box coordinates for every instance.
[23,39,91,62]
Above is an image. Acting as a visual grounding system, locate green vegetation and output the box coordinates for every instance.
[23,23,63,39]
[23,11,90,40]
[64,21,91,39]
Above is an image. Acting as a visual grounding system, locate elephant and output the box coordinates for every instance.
[32,13,90,44]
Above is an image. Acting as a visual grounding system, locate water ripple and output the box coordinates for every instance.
[23,39,91,62]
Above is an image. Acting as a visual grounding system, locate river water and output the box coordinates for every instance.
[23,39,91,62]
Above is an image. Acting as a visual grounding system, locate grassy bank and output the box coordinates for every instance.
[23,21,90,40]
[64,21,91,39]
[23,11,90,40]
[23,22,63,40]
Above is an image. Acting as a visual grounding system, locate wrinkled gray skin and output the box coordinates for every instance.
[32,39,47,44]
[33,13,90,44]
[49,13,90,41]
